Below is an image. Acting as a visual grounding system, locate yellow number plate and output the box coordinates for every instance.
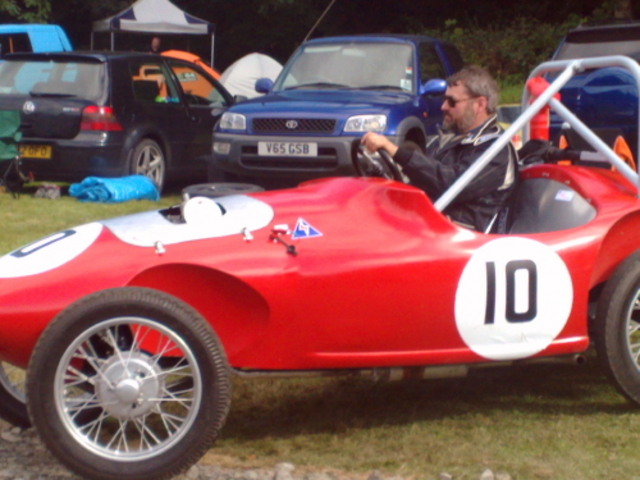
[19,145,52,159]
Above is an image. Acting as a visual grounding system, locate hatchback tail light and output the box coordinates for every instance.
[80,106,123,131]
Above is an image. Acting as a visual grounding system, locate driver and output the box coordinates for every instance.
[361,65,517,233]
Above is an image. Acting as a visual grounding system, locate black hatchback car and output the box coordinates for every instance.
[0,51,234,191]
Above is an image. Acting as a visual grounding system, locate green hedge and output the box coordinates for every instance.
[422,15,586,91]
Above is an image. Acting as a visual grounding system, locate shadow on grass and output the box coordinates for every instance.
[223,356,636,441]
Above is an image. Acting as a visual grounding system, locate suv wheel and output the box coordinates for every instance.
[130,139,166,192]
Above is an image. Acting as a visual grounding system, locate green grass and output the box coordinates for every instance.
[0,185,181,254]
[210,361,640,480]
[2,187,639,480]
[499,83,525,105]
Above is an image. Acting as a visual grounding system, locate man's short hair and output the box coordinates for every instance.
[447,65,499,115]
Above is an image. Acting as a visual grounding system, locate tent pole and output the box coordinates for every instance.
[111,32,114,51]
[210,34,214,67]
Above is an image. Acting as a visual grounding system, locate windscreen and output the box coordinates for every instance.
[0,59,105,100]
[274,42,415,92]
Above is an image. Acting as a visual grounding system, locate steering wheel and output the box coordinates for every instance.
[353,144,406,182]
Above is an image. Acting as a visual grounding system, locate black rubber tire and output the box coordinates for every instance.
[595,249,640,406]
[129,139,166,193]
[0,362,30,428]
[27,287,231,480]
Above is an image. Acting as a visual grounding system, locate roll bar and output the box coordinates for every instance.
[434,55,640,212]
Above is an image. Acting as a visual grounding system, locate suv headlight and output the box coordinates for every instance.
[344,114,387,133]
[219,112,246,130]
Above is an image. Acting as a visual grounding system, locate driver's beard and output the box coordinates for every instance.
[444,103,477,134]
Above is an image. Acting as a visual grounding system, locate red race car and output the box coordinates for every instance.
[2,56,640,480]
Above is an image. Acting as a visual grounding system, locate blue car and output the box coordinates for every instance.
[211,34,463,184]
[549,21,640,157]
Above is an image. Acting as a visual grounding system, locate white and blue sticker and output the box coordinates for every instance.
[0,222,103,278]
[291,218,323,240]
[454,237,573,361]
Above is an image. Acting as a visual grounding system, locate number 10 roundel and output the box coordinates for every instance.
[454,237,573,361]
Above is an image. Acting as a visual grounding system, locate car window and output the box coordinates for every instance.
[167,61,228,107]
[419,43,446,84]
[0,59,104,100]
[555,27,640,60]
[129,60,180,104]
[0,33,31,57]
[275,42,415,93]
[441,43,464,73]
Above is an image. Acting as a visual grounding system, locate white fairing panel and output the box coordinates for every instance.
[101,195,274,247]
[0,222,104,278]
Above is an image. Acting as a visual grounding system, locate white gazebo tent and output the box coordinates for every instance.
[91,0,216,66]
[220,53,283,99]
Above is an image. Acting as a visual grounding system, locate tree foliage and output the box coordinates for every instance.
[0,0,50,23]
[13,0,638,84]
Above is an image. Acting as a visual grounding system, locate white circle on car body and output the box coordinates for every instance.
[0,222,103,278]
[454,237,573,361]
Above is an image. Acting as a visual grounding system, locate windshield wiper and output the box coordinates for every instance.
[357,85,406,91]
[285,82,349,90]
[29,91,77,98]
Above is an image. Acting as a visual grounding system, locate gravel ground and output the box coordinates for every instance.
[0,419,512,480]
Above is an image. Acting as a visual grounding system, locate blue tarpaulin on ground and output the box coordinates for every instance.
[69,175,159,202]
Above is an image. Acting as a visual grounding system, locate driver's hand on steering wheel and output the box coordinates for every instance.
[361,132,399,157]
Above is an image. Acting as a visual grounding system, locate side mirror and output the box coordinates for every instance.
[233,94,248,104]
[419,79,447,96]
[255,78,274,94]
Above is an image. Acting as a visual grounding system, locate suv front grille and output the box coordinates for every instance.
[252,118,336,134]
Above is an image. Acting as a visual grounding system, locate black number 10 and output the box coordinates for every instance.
[485,260,537,324]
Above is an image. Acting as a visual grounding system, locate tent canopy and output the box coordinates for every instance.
[220,53,283,99]
[93,0,214,34]
[92,0,216,65]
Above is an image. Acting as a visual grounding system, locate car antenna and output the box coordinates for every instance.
[302,0,338,43]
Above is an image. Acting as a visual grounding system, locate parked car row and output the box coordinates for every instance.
[2,21,640,194]
[0,33,464,192]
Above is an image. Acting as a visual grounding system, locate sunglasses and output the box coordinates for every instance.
[444,95,479,108]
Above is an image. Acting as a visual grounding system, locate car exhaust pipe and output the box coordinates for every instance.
[516,353,588,366]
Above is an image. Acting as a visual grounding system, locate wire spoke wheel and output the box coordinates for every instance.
[0,361,26,403]
[597,250,640,406]
[27,288,230,480]
[0,361,29,427]
[56,317,201,460]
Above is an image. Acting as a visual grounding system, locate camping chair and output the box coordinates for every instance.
[0,110,29,198]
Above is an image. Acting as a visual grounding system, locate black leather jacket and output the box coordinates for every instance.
[393,116,517,232]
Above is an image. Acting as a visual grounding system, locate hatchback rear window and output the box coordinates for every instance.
[555,27,640,61]
[0,60,105,101]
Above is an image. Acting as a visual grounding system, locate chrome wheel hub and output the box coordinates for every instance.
[96,352,163,419]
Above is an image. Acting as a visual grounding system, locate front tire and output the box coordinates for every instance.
[596,250,640,405]
[130,139,166,193]
[27,287,231,480]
